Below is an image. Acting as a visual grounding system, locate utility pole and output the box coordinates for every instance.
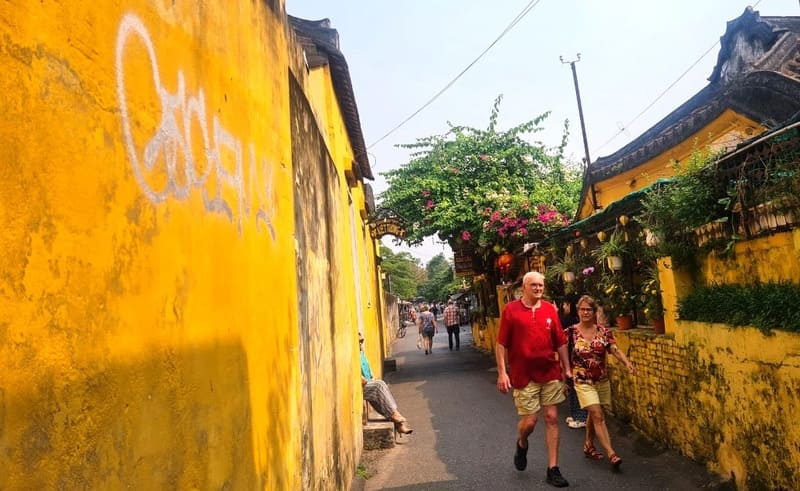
[560,54,599,210]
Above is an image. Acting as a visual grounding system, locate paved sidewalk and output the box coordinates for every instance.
[354,325,726,490]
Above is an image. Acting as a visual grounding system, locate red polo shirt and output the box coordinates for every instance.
[497,299,566,388]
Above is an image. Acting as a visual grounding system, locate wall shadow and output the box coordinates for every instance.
[0,341,265,489]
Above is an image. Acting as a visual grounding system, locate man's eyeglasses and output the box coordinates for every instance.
[578,308,594,312]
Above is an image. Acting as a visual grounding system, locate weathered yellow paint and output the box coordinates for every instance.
[471,317,499,353]
[613,322,800,490]
[703,229,800,284]
[580,109,763,217]
[657,256,693,334]
[1,2,375,489]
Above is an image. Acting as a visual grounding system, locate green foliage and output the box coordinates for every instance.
[599,271,635,317]
[638,146,724,267]
[639,264,664,321]
[593,230,629,263]
[678,282,800,333]
[379,96,582,251]
[379,245,423,299]
[416,253,457,302]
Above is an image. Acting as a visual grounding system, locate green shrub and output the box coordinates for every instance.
[678,282,800,333]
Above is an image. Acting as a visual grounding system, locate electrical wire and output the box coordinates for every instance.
[367,0,543,156]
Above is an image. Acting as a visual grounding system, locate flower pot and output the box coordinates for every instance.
[562,271,576,283]
[607,256,623,271]
[615,314,633,330]
[651,318,665,334]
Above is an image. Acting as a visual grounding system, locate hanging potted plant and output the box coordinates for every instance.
[593,229,628,271]
[547,251,578,284]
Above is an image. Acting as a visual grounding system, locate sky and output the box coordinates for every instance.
[287,0,799,265]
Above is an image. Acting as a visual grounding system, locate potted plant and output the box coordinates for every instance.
[599,271,634,329]
[547,251,578,284]
[593,229,628,271]
[640,264,665,334]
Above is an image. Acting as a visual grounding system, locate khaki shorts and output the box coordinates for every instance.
[575,379,611,409]
[513,380,565,416]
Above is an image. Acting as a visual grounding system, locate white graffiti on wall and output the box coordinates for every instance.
[115,13,276,238]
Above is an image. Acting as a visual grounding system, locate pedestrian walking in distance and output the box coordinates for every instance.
[417,304,438,355]
[443,300,461,351]
[495,272,572,487]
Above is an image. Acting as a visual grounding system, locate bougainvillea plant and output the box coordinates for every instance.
[379,96,582,253]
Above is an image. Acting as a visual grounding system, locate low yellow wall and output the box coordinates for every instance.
[614,229,800,490]
[613,324,800,490]
[704,229,800,285]
[471,317,499,354]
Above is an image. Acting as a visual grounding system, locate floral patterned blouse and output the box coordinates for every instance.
[566,324,617,385]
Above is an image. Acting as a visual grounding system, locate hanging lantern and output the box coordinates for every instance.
[618,214,630,227]
[565,244,574,256]
[580,238,588,249]
[597,230,607,243]
[497,251,514,274]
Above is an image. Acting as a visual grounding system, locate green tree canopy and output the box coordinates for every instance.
[379,245,423,300]
[416,253,459,302]
[379,96,582,255]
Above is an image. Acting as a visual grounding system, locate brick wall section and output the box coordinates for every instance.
[612,324,800,490]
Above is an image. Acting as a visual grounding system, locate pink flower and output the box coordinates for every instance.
[490,211,501,222]
[582,266,595,276]
[425,200,435,210]
[479,154,489,161]
[461,230,471,241]
[422,189,430,197]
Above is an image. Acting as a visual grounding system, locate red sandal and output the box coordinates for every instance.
[609,453,623,471]
[583,443,604,460]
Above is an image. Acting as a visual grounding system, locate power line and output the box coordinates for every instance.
[591,0,764,156]
[367,0,543,157]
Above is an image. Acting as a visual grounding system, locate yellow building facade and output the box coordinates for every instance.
[0,2,380,489]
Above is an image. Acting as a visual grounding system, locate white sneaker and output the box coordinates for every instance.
[568,420,586,429]
[565,417,574,424]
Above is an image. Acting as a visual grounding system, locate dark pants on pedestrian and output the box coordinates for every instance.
[446,324,460,350]
[568,388,587,422]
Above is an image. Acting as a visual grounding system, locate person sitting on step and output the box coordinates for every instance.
[359,334,413,436]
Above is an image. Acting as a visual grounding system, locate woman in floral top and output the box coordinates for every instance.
[566,295,636,472]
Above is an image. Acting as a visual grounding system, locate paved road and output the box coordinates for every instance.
[356,322,724,490]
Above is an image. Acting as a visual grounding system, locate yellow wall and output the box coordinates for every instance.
[580,110,763,218]
[0,2,375,489]
[612,323,800,490]
[613,229,800,490]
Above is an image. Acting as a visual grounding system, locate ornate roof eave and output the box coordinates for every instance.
[575,9,800,217]
[585,72,800,185]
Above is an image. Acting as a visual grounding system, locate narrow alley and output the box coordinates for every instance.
[356,322,722,490]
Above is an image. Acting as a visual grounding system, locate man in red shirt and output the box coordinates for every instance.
[496,271,572,487]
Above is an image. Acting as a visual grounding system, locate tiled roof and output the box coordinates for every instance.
[581,8,800,213]
[289,16,373,180]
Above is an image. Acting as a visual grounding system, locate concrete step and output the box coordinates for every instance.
[363,421,395,450]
